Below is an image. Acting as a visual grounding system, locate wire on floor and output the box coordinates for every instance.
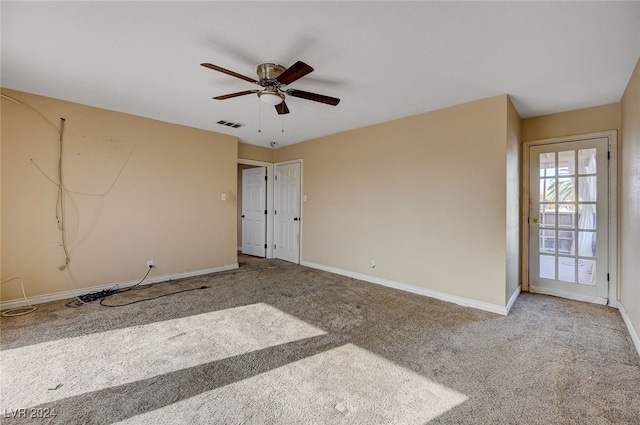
[65,266,153,308]
[99,286,209,307]
[1,278,38,317]
[65,261,281,309]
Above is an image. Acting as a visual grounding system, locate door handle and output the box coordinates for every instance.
[531,217,538,224]
[294,217,299,221]
[241,215,245,218]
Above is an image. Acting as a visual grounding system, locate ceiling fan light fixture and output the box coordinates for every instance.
[258,90,284,106]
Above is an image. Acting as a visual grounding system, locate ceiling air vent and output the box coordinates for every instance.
[216,120,244,129]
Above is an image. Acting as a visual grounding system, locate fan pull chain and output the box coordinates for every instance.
[258,101,262,133]
[281,115,285,133]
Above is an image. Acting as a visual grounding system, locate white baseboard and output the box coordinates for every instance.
[0,263,239,310]
[618,301,640,357]
[300,261,512,315]
[506,285,522,313]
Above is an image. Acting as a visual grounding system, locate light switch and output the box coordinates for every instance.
[303,195,307,202]
[221,193,227,201]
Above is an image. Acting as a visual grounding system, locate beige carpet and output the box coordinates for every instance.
[1,255,639,424]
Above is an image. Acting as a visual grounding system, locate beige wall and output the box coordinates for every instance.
[238,142,273,163]
[275,95,513,307]
[620,58,640,343]
[521,103,620,142]
[506,97,521,303]
[1,89,238,301]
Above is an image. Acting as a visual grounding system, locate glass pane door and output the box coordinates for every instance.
[529,138,608,303]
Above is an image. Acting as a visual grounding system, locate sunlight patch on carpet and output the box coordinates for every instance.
[115,343,468,424]
[0,303,325,409]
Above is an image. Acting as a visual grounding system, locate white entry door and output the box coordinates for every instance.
[528,138,609,304]
[241,167,267,257]
[275,162,301,263]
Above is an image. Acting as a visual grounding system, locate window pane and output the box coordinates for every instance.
[558,257,576,283]
[558,204,575,228]
[578,231,596,257]
[578,259,596,285]
[578,204,596,230]
[540,255,555,280]
[540,229,556,254]
[540,153,556,177]
[557,177,575,202]
[540,205,555,227]
[578,176,597,201]
[558,151,575,176]
[578,149,596,175]
[558,230,574,255]
[540,178,556,202]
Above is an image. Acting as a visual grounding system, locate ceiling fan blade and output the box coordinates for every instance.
[286,89,340,106]
[201,63,257,84]
[275,101,290,115]
[213,90,258,100]
[276,61,314,85]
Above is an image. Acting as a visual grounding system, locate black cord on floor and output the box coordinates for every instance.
[65,262,280,308]
[66,266,153,308]
[99,286,209,307]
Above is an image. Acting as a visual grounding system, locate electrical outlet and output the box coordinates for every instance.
[147,260,154,268]
[370,260,376,269]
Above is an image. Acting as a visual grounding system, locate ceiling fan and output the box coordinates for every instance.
[201,61,340,115]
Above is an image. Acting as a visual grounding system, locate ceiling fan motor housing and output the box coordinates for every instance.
[257,63,286,87]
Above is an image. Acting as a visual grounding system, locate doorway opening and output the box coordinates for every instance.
[237,159,274,259]
[237,159,303,264]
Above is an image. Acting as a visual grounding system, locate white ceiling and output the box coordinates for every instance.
[2,2,639,148]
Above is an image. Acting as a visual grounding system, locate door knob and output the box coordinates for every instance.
[241,215,245,218]
[532,217,538,224]
[294,217,299,221]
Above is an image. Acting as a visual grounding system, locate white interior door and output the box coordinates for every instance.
[275,162,301,263]
[528,138,609,304]
[241,167,267,257]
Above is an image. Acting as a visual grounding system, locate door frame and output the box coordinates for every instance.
[522,130,618,306]
[274,159,304,264]
[238,159,274,259]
